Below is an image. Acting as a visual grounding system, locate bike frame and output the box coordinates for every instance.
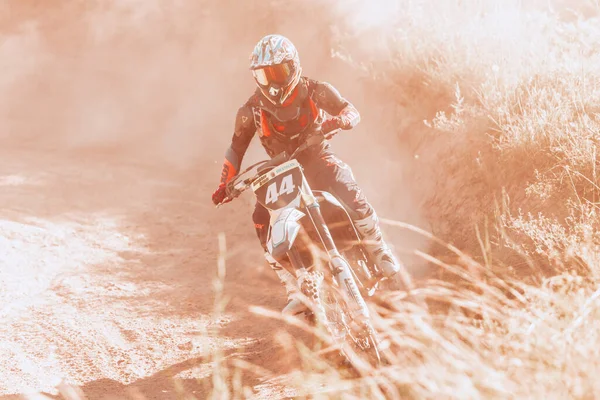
[251,159,370,321]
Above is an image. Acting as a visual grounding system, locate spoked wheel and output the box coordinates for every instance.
[345,320,383,370]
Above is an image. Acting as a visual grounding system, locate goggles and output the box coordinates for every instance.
[253,62,295,86]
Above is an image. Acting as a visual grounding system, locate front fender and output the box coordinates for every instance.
[267,208,306,260]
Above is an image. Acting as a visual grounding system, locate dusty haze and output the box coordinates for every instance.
[1,0,427,233]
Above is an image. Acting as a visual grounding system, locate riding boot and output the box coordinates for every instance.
[264,252,307,315]
[352,210,403,278]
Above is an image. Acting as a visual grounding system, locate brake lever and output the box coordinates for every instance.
[216,189,237,208]
[218,177,254,208]
[323,128,341,140]
[304,128,340,149]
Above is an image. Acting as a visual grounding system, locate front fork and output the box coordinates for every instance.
[298,180,371,322]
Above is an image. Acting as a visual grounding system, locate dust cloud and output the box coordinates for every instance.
[0,0,429,268]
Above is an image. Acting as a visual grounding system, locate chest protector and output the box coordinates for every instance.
[251,78,325,157]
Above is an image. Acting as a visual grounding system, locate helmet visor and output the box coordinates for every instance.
[253,62,295,86]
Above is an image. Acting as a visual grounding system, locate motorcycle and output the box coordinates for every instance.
[217,128,408,367]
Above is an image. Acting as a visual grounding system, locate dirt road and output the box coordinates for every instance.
[0,142,299,399]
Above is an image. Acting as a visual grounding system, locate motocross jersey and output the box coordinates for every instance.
[218,77,359,185]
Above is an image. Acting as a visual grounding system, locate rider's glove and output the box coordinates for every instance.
[339,105,360,130]
[338,103,360,130]
[321,117,342,134]
[211,183,230,205]
[322,107,359,133]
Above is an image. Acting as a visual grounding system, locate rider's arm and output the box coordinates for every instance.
[218,105,256,185]
[312,81,361,130]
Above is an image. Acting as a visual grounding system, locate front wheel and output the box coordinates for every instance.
[306,273,383,370]
[349,320,382,369]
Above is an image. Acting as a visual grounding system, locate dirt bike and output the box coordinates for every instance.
[217,128,405,367]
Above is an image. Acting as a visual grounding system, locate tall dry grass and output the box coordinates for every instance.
[226,0,600,398]
[327,0,600,268]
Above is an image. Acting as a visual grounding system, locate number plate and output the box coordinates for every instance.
[253,160,303,210]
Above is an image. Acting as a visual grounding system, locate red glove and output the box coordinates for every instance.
[211,183,230,205]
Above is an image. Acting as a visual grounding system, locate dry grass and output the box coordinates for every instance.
[237,0,600,398]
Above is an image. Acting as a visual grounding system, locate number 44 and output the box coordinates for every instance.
[265,175,295,204]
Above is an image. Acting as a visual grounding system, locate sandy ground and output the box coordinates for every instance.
[0,142,299,399]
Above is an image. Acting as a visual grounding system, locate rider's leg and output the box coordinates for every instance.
[304,152,404,278]
[252,202,306,315]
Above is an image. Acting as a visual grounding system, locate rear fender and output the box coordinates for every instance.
[267,208,306,261]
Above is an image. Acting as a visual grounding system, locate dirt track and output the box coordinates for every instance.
[0,2,430,398]
[0,143,299,399]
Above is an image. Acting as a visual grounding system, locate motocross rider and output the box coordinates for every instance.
[212,34,403,315]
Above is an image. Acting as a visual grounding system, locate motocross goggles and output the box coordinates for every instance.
[252,62,296,86]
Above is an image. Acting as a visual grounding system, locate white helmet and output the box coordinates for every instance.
[249,34,302,106]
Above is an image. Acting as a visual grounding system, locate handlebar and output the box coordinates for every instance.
[216,127,341,207]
